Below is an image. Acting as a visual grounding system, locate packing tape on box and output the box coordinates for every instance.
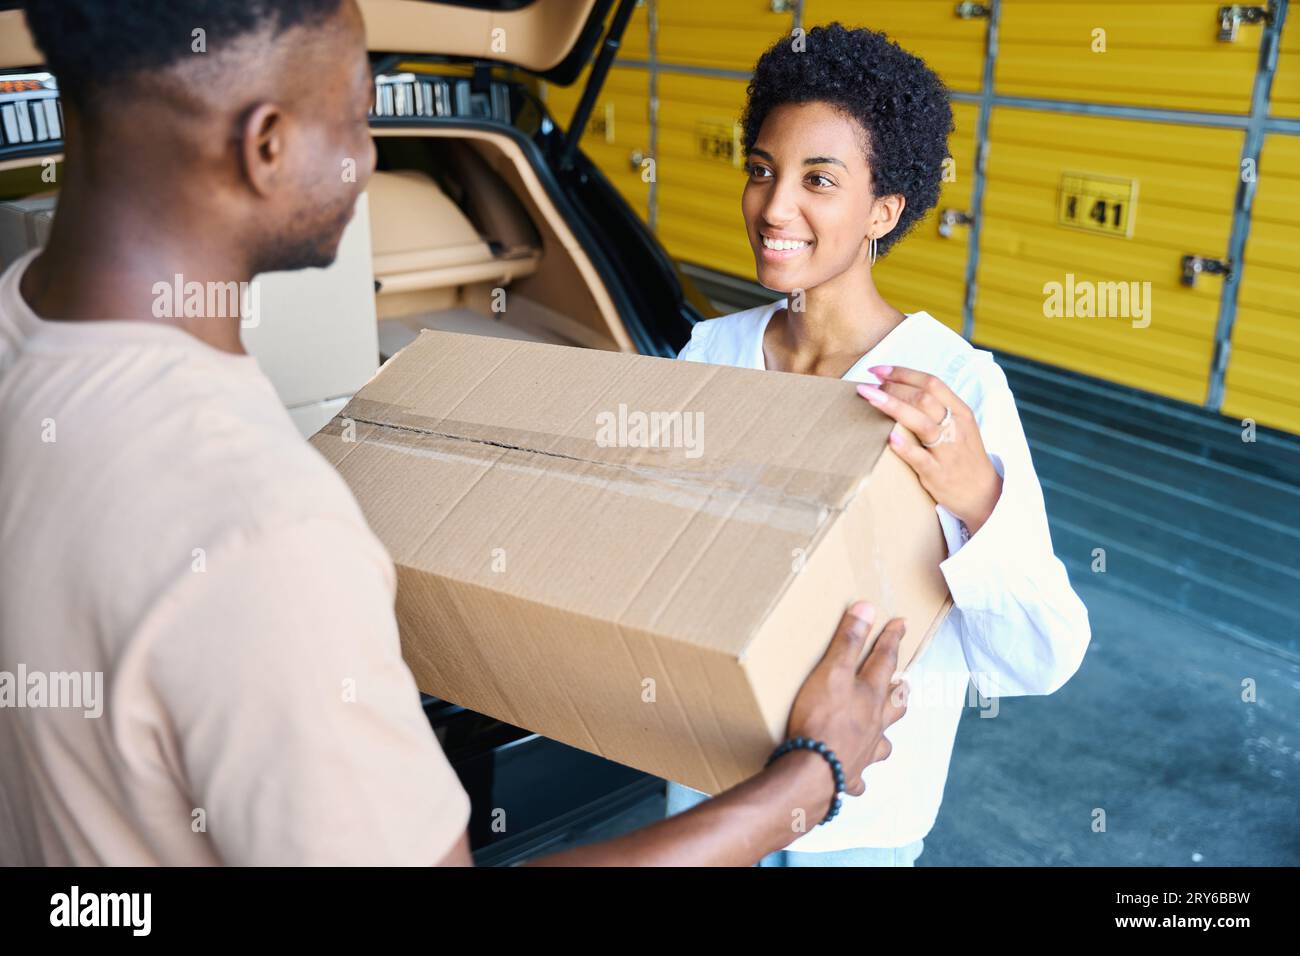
[327,399,868,538]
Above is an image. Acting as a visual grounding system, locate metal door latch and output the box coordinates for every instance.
[938,209,974,237]
[1180,255,1232,286]
[1217,5,1271,42]
[954,2,992,19]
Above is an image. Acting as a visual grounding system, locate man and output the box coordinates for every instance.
[0,0,908,866]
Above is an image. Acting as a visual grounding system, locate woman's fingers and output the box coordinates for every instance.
[870,365,961,409]
[876,380,949,425]
[865,366,973,449]
[857,383,944,446]
[887,421,939,479]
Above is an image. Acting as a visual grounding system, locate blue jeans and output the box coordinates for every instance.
[665,781,925,867]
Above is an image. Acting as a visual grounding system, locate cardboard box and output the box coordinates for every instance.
[0,195,57,268]
[312,330,952,793]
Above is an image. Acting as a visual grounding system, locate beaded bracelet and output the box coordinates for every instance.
[765,736,846,826]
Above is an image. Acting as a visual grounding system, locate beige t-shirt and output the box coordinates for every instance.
[0,250,470,865]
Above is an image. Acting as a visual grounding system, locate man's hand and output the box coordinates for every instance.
[785,602,909,797]
[523,601,909,866]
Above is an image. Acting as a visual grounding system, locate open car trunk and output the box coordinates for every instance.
[369,126,635,359]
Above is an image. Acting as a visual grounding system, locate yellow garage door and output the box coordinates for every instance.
[539,0,648,126]
[802,0,990,93]
[542,66,653,221]
[1222,134,1300,433]
[975,107,1242,405]
[654,72,754,277]
[1273,8,1300,119]
[996,0,1263,113]
[618,0,651,62]
[657,0,793,71]
[539,0,649,126]
[872,100,978,334]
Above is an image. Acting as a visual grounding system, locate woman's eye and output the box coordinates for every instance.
[808,173,835,188]
[746,164,772,178]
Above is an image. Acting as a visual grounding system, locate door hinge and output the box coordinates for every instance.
[1181,255,1232,287]
[1217,5,1271,42]
[954,2,992,20]
[939,209,974,237]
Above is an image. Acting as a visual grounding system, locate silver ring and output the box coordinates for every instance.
[922,406,953,448]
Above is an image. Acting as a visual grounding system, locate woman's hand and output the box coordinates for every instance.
[856,365,1003,535]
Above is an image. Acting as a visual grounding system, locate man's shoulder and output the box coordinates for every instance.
[144,388,371,548]
[2,343,374,571]
[121,401,387,614]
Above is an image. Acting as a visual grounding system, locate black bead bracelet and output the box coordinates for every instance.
[765,736,846,826]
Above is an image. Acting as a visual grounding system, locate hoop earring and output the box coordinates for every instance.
[869,236,878,266]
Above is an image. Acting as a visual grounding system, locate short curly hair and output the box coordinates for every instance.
[741,22,953,257]
[23,0,344,109]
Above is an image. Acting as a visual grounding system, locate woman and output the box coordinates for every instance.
[667,23,1091,866]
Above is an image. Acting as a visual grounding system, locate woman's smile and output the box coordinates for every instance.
[741,101,893,293]
[759,231,815,261]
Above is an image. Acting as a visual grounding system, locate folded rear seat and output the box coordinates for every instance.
[367,169,539,296]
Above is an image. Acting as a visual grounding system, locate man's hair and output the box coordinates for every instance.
[23,0,345,108]
[742,23,953,257]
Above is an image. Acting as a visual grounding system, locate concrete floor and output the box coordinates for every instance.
[550,574,1300,866]
[920,577,1300,867]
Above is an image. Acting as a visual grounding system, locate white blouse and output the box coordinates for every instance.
[673,299,1092,851]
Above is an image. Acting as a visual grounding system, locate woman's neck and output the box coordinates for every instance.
[764,264,906,377]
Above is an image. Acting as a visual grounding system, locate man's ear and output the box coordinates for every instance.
[239,102,285,198]
[869,193,907,240]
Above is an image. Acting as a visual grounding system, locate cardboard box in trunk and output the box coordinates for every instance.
[311,330,952,794]
[0,195,56,269]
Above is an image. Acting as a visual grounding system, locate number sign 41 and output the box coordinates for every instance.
[1057,172,1138,239]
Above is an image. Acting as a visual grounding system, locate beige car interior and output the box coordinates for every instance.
[0,0,634,439]
[0,0,600,72]
[370,129,631,360]
[359,0,600,72]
